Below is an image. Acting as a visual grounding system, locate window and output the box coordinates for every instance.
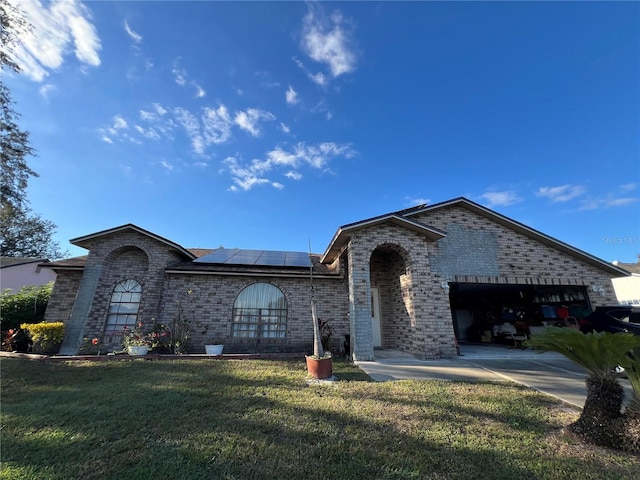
[104,279,142,336]
[232,283,287,339]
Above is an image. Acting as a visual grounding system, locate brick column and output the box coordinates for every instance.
[348,243,374,361]
[58,264,102,355]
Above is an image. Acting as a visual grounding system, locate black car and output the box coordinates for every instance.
[580,305,640,335]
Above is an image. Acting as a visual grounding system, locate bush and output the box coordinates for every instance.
[20,321,64,355]
[0,282,53,331]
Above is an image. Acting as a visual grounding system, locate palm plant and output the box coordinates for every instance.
[526,327,640,448]
[619,347,640,452]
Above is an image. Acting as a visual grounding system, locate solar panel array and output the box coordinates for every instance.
[194,248,311,267]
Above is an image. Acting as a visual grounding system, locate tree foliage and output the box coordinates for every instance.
[0,281,53,331]
[0,1,66,259]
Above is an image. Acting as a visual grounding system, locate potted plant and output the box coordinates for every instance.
[204,340,224,355]
[123,321,152,355]
[305,248,333,379]
[204,334,224,355]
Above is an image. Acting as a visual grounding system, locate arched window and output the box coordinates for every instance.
[232,283,287,338]
[104,279,142,336]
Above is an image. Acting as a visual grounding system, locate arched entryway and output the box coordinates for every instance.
[369,244,414,353]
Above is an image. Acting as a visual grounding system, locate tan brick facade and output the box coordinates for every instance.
[46,199,627,359]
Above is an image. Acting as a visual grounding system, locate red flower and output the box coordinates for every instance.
[91,338,99,345]
[8,329,15,335]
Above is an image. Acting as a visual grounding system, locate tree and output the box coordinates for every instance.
[0,0,66,259]
[527,327,640,450]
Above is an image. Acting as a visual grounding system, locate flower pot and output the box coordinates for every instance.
[127,346,149,356]
[306,355,333,379]
[205,344,224,355]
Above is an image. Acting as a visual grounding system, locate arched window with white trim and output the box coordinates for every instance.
[232,283,287,338]
[104,279,142,336]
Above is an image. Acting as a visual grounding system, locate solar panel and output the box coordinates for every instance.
[194,248,311,267]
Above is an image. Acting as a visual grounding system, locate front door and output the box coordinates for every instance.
[371,286,382,347]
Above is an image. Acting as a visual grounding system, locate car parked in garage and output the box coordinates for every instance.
[580,305,640,335]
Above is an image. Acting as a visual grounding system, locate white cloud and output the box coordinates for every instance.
[537,184,586,202]
[234,108,275,137]
[100,135,113,144]
[285,171,302,180]
[38,83,55,99]
[113,116,128,129]
[172,59,187,86]
[193,82,206,98]
[620,183,638,192]
[301,5,357,80]
[286,86,300,105]
[11,0,101,82]
[159,160,173,171]
[406,197,430,207]
[202,105,233,144]
[224,142,356,191]
[280,123,291,134]
[124,20,142,43]
[578,195,639,211]
[175,105,233,154]
[153,103,167,116]
[480,191,522,207]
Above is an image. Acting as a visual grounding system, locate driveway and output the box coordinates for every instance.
[355,344,634,409]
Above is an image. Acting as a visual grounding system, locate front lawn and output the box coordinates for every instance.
[1,358,639,479]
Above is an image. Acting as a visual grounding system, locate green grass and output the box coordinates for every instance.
[1,358,639,480]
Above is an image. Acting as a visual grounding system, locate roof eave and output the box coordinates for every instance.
[403,197,631,277]
[321,215,446,264]
[70,224,196,260]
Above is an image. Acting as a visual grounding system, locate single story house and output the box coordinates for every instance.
[43,197,628,360]
[0,257,56,292]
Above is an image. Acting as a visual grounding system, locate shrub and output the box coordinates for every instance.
[20,321,65,355]
[0,282,53,331]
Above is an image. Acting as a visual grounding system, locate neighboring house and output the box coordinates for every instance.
[43,197,629,359]
[0,257,56,292]
[611,257,640,305]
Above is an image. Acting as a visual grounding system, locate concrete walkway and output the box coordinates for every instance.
[356,344,634,409]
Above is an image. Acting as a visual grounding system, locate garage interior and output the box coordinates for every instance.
[449,283,592,345]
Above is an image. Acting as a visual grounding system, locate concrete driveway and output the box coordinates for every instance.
[356,344,634,409]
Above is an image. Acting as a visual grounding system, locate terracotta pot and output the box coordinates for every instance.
[306,355,333,379]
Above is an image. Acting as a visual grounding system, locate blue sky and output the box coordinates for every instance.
[6,1,640,263]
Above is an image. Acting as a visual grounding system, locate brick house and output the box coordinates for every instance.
[44,197,628,360]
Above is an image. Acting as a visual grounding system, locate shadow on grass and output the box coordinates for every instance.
[1,358,638,480]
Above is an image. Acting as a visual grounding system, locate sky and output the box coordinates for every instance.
[5,0,640,263]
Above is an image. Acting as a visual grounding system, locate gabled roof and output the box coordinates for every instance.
[70,224,196,261]
[1,257,49,268]
[402,197,630,277]
[321,213,446,264]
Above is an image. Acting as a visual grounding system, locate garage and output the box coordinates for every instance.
[449,283,592,345]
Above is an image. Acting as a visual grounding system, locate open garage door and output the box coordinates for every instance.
[449,283,591,344]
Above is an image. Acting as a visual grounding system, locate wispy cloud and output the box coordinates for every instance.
[234,109,275,137]
[174,105,234,154]
[193,82,206,98]
[578,195,639,211]
[225,142,356,191]
[113,116,128,129]
[480,191,522,207]
[38,84,55,99]
[300,4,357,84]
[124,20,142,43]
[286,86,300,105]
[537,184,586,202]
[11,0,101,82]
[620,183,638,192]
[406,197,430,207]
[279,123,291,134]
